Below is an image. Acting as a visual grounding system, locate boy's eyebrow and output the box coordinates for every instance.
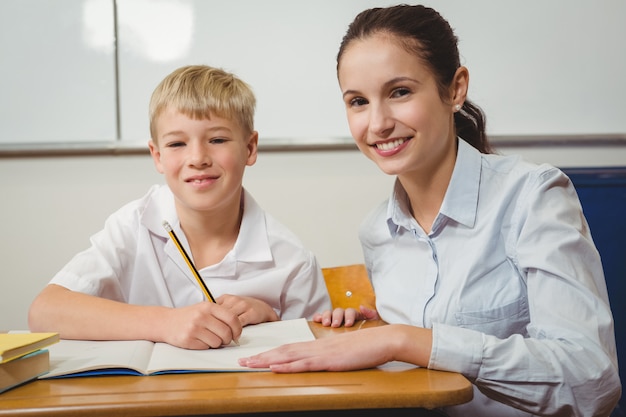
[161,130,186,138]
[161,126,234,139]
[204,125,234,134]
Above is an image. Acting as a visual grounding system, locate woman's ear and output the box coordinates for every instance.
[451,66,469,110]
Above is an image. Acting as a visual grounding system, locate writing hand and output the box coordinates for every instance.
[161,301,242,349]
[217,294,279,326]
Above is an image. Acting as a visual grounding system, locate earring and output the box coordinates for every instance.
[454,104,462,112]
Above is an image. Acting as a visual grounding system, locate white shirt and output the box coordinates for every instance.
[360,139,621,416]
[51,185,330,320]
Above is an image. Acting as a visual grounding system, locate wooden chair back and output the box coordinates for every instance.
[321,264,376,310]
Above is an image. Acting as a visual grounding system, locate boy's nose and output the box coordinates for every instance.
[188,143,212,167]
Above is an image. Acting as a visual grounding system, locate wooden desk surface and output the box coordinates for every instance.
[0,321,472,416]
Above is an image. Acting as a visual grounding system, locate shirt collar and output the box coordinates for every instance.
[141,185,178,238]
[234,189,273,262]
[140,186,272,263]
[386,138,481,236]
[200,190,272,277]
[386,180,415,235]
[439,138,481,228]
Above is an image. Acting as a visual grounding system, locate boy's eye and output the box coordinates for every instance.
[210,138,227,144]
[166,141,185,148]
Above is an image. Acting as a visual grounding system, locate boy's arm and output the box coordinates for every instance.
[28,284,242,349]
[285,255,332,320]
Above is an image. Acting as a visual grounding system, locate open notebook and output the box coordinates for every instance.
[42,318,314,378]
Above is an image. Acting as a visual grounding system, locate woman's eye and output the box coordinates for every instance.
[391,87,411,98]
[349,97,368,107]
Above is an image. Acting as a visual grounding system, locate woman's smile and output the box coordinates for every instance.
[372,136,412,156]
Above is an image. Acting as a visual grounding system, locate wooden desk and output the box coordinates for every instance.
[0,321,472,416]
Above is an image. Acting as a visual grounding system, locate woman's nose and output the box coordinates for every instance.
[368,103,394,137]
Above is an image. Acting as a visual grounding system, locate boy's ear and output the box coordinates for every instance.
[148,140,165,174]
[246,131,259,166]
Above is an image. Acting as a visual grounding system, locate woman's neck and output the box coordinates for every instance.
[398,147,456,234]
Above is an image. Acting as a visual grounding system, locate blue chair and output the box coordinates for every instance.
[563,167,626,416]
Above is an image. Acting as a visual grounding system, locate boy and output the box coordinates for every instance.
[28,65,330,349]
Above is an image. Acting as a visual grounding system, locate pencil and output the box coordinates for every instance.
[162,220,216,303]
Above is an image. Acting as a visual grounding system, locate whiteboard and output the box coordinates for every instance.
[112,0,626,142]
[1,0,625,148]
[0,0,116,145]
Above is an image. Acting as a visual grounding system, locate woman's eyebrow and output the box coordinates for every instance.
[342,76,420,99]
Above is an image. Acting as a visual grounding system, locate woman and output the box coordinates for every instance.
[239,5,621,416]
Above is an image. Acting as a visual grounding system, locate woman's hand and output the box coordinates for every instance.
[217,294,279,326]
[312,305,379,327]
[238,324,432,373]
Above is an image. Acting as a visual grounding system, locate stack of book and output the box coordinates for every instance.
[0,332,59,394]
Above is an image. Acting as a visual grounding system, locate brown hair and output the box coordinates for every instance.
[337,5,493,154]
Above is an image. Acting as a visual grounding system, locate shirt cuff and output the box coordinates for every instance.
[429,322,483,379]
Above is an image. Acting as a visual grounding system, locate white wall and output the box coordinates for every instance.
[2,145,626,330]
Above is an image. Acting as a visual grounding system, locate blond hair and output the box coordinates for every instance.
[149,65,256,142]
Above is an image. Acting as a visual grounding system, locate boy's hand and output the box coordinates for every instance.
[217,294,280,326]
[162,302,242,349]
[312,306,379,328]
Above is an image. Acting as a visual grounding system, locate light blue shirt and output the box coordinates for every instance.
[360,139,621,416]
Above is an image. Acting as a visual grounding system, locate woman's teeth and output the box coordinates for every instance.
[376,138,407,151]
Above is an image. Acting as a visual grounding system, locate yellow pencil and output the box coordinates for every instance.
[162,220,216,303]
[162,220,240,346]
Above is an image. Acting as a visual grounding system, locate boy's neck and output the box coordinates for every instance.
[176,191,244,269]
